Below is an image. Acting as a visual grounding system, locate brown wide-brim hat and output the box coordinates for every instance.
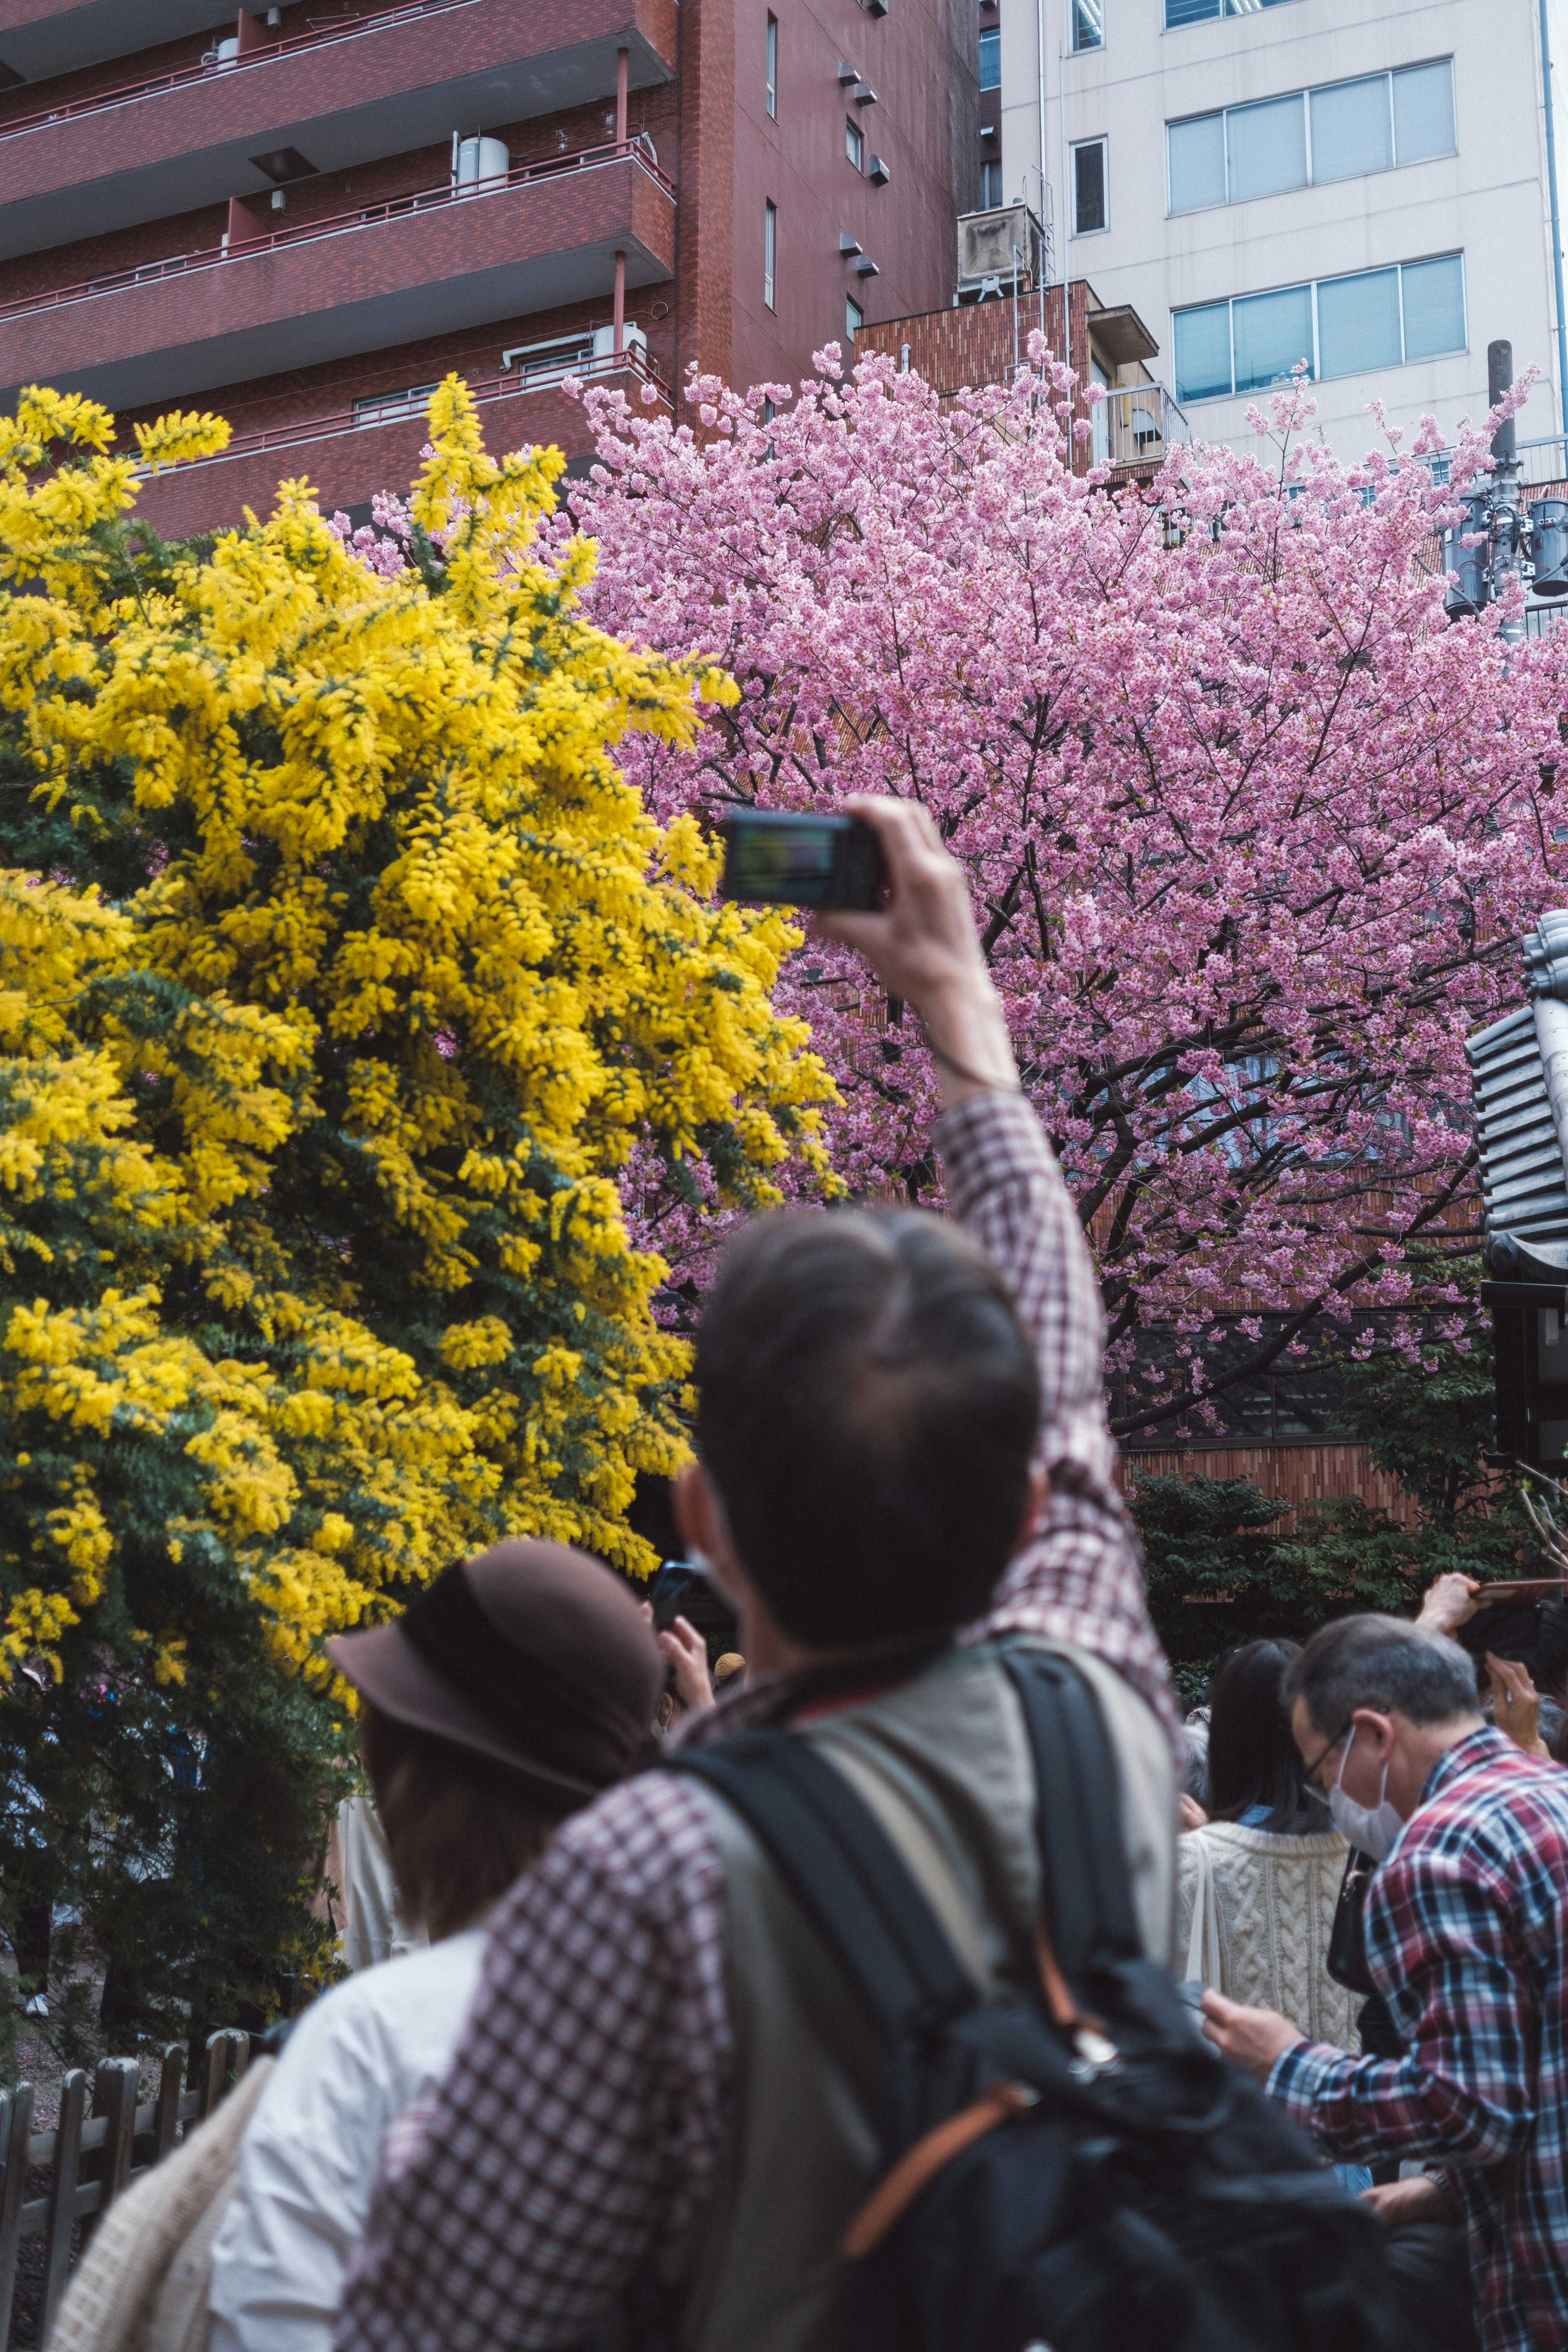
[326,1539,662,1811]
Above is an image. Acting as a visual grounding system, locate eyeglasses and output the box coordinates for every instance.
[1300,1721,1352,1794]
[1300,1707,1391,1794]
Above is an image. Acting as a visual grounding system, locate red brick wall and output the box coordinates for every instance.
[113,292,670,449]
[0,79,682,307]
[0,0,679,220]
[728,0,975,401]
[130,371,634,539]
[855,279,1099,465]
[677,0,735,392]
[0,156,675,401]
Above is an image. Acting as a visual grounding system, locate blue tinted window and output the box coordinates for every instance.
[979,25,1000,85]
[1174,303,1233,401]
[1232,283,1312,392]
[1317,267,1400,377]
[1168,114,1226,212]
[1226,94,1306,201]
[1401,254,1465,359]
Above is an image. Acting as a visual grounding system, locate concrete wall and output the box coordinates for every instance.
[1000,0,1566,457]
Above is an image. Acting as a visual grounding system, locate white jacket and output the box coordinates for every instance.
[206,1930,486,2352]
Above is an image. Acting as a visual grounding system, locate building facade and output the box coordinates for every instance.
[995,0,1568,461]
[0,0,978,535]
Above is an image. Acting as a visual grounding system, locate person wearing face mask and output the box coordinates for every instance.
[1201,1612,1568,2352]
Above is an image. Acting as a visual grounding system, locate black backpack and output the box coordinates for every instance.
[670,1646,1404,2352]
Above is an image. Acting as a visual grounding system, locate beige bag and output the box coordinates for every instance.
[46,2057,273,2352]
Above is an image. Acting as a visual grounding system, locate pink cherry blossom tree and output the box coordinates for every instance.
[550,344,1568,1437]
[339,349,1568,1437]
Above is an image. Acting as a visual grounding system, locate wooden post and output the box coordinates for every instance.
[152,2044,185,2161]
[91,2059,139,2225]
[201,2027,249,2119]
[615,45,629,149]
[613,250,626,356]
[0,2083,35,2352]
[38,2071,87,2339]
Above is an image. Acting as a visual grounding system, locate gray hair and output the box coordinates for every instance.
[1283,1615,1481,1735]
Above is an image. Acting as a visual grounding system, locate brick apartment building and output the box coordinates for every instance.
[0,0,980,535]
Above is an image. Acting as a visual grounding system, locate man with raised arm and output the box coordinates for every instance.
[333,797,1178,2352]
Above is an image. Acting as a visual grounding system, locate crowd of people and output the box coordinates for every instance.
[49,796,1568,2352]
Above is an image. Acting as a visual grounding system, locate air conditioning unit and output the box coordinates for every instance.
[592,323,649,363]
[957,202,1045,295]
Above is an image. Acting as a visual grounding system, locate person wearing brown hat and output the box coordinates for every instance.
[206,1541,660,2352]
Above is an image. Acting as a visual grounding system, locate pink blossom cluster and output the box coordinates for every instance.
[540,340,1568,1433]
[329,489,417,578]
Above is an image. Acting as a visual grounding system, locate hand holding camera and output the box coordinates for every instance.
[721,797,1016,1107]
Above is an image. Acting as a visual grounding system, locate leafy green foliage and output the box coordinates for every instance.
[1134,1294,1523,1714]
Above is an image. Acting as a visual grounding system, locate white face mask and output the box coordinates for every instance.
[1326,1723,1405,1863]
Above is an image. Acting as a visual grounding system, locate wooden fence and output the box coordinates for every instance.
[0,2029,250,2351]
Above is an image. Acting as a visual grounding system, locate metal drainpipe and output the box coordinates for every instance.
[1540,0,1568,435]
[1036,0,1048,279]
[1058,44,1069,380]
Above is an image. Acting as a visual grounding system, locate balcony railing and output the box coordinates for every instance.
[1093,383,1190,472]
[0,139,674,327]
[0,0,491,145]
[142,346,670,478]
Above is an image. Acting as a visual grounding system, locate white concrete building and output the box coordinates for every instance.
[993,0,1568,460]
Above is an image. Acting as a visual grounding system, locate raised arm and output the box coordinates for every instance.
[817,800,1178,1748]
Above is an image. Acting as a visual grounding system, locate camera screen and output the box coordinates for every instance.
[724,822,840,905]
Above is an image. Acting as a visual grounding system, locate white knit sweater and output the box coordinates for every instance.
[1176,1820,1360,2052]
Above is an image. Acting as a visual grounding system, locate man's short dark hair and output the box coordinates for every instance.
[1283,1615,1481,1737]
[695,1207,1041,1648]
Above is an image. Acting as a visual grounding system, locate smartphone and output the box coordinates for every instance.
[647,1559,737,1642]
[718,810,886,911]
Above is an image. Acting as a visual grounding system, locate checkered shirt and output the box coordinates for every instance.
[1268,1726,1568,2352]
[334,1089,1178,2352]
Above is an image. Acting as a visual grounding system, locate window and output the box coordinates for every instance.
[353,381,438,424]
[1072,136,1107,233]
[846,116,864,169]
[1072,0,1103,49]
[1227,94,1305,202]
[979,24,1000,85]
[980,156,1004,206]
[846,295,863,341]
[1165,0,1292,29]
[1168,61,1454,213]
[1173,253,1466,401]
[766,13,777,116]
[764,199,777,308]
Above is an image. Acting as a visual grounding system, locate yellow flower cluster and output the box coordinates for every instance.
[0,379,837,1684]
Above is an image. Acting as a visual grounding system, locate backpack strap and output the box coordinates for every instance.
[670,1728,977,2059]
[999,1650,1143,1991]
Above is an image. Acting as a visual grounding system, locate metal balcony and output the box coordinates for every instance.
[1092,383,1190,473]
[0,0,676,259]
[0,139,675,412]
[131,345,671,539]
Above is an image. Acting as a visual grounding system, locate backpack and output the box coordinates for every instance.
[670,1647,1404,2352]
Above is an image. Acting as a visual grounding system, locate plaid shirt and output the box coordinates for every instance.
[334,1090,1177,2352]
[1269,1726,1568,2352]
